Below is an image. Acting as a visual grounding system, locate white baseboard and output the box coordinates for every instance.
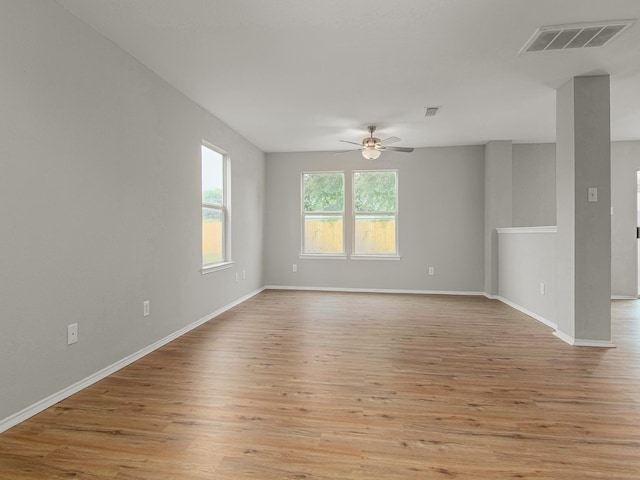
[0,287,265,434]
[264,285,486,296]
[553,329,616,348]
[611,295,637,300]
[491,297,617,347]
[496,296,557,330]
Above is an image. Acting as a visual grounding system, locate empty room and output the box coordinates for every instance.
[2,1,640,478]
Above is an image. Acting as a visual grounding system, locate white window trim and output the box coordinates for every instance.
[349,254,401,260]
[301,171,346,256]
[201,261,235,275]
[299,254,348,260]
[201,142,231,271]
[351,169,399,257]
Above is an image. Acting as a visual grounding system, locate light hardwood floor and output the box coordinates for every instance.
[1,290,639,479]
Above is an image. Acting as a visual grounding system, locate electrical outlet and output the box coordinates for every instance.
[428,266,434,276]
[143,300,150,317]
[242,269,246,280]
[235,272,239,282]
[67,323,78,345]
[292,264,297,273]
[540,283,545,295]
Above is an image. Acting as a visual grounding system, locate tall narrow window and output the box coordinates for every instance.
[201,144,228,268]
[353,170,398,256]
[302,172,345,255]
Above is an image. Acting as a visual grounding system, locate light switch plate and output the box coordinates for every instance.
[588,187,598,202]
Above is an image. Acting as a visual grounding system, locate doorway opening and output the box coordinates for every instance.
[637,171,640,296]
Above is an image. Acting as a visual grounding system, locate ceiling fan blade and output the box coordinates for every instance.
[339,140,363,146]
[380,136,401,145]
[332,149,360,155]
[384,146,414,153]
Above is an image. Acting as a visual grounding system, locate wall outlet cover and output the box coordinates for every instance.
[67,323,78,345]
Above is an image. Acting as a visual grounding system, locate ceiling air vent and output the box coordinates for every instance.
[521,20,635,53]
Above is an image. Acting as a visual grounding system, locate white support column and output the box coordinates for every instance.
[555,75,612,346]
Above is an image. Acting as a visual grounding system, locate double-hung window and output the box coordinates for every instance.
[353,170,398,256]
[201,143,229,269]
[302,172,345,255]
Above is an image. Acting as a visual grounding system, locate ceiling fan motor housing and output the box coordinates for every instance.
[363,137,381,148]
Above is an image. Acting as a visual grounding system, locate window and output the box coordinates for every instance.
[300,170,399,259]
[353,170,398,256]
[201,143,229,269]
[302,172,345,255]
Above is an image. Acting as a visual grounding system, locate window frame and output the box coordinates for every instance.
[350,169,400,259]
[300,171,347,259]
[201,142,233,274]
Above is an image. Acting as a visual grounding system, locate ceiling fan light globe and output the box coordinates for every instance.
[362,148,381,160]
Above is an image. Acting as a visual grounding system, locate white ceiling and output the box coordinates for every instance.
[56,0,640,153]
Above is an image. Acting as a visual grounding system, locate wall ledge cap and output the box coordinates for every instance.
[497,226,557,234]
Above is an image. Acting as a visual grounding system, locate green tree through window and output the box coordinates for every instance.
[354,171,397,212]
[304,173,344,212]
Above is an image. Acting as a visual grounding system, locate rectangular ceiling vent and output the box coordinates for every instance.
[521,20,635,53]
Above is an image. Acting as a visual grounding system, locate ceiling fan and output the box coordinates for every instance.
[337,125,414,159]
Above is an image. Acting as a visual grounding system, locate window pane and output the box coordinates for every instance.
[303,173,344,212]
[304,215,344,254]
[354,215,396,255]
[202,145,224,205]
[202,207,223,265]
[354,171,397,212]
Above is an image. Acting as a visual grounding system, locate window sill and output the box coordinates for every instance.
[297,254,401,261]
[350,254,401,261]
[201,261,235,275]
[299,254,347,260]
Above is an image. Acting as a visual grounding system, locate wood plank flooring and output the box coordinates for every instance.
[1,290,640,479]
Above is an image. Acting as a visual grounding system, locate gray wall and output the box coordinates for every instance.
[611,141,640,297]
[498,138,639,337]
[0,1,265,422]
[484,141,513,296]
[512,141,640,298]
[264,147,485,292]
[512,144,556,227]
[498,229,557,327]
